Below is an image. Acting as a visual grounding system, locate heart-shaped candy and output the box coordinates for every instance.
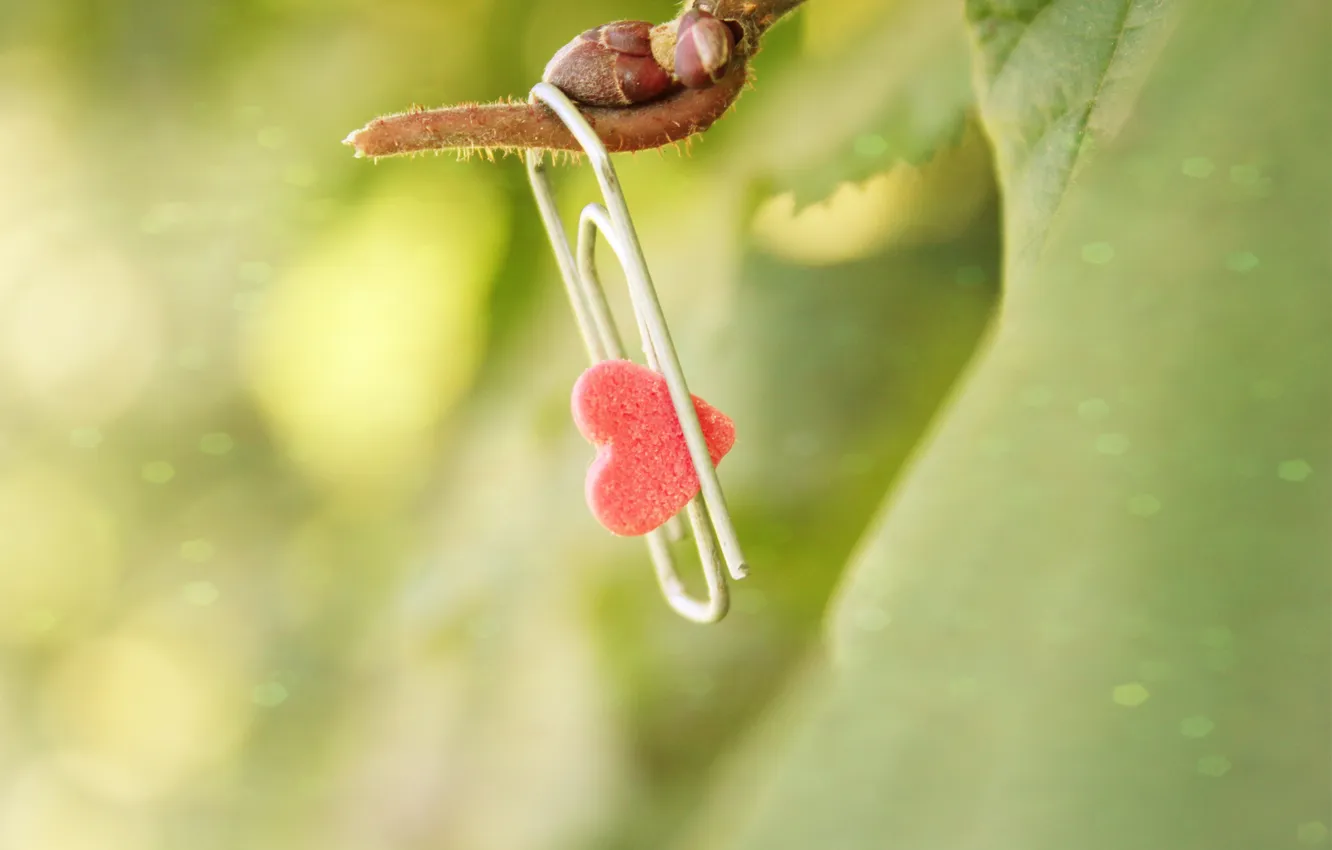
[572,359,735,536]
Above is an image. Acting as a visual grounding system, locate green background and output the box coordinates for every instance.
[0,0,1325,848]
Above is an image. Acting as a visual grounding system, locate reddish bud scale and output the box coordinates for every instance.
[343,67,748,158]
[599,22,652,54]
[674,9,737,88]
[543,20,676,108]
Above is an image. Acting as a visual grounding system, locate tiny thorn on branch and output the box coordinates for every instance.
[343,67,748,159]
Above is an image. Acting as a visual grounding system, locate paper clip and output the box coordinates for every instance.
[525,81,748,624]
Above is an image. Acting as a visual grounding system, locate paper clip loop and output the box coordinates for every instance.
[525,82,747,623]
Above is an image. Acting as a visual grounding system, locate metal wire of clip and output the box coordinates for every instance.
[525,82,747,624]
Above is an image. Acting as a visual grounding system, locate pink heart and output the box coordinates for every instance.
[572,359,735,536]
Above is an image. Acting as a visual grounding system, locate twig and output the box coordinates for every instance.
[695,0,808,37]
[342,0,806,158]
[345,68,748,159]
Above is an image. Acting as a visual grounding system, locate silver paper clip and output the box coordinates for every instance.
[525,81,748,624]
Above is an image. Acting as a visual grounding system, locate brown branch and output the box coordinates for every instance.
[341,0,809,159]
[344,67,748,159]
[692,0,808,38]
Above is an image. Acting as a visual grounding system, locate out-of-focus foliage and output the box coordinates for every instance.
[706,2,1332,849]
[1,0,1321,848]
[745,0,975,210]
[0,0,998,847]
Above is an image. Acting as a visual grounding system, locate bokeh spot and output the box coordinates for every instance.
[198,433,235,456]
[140,462,175,484]
[1127,494,1161,517]
[1196,755,1232,777]
[1096,433,1131,455]
[1181,156,1214,177]
[180,581,219,607]
[1077,398,1110,421]
[1278,459,1312,482]
[1225,251,1260,272]
[251,681,289,708]
[1081,242,1115,264]
[1298,822,1329,845]
[1179,715,1215,738]
[1112,682,1150,707]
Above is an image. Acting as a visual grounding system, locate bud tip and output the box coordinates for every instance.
[343,129,367,157]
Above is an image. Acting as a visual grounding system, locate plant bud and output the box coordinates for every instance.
[543,21,676,107]
[673,9,736,88]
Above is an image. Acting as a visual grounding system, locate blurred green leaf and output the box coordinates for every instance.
[729,0,974,208]
[966,0,1177,277]
[708,2,1331,848]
